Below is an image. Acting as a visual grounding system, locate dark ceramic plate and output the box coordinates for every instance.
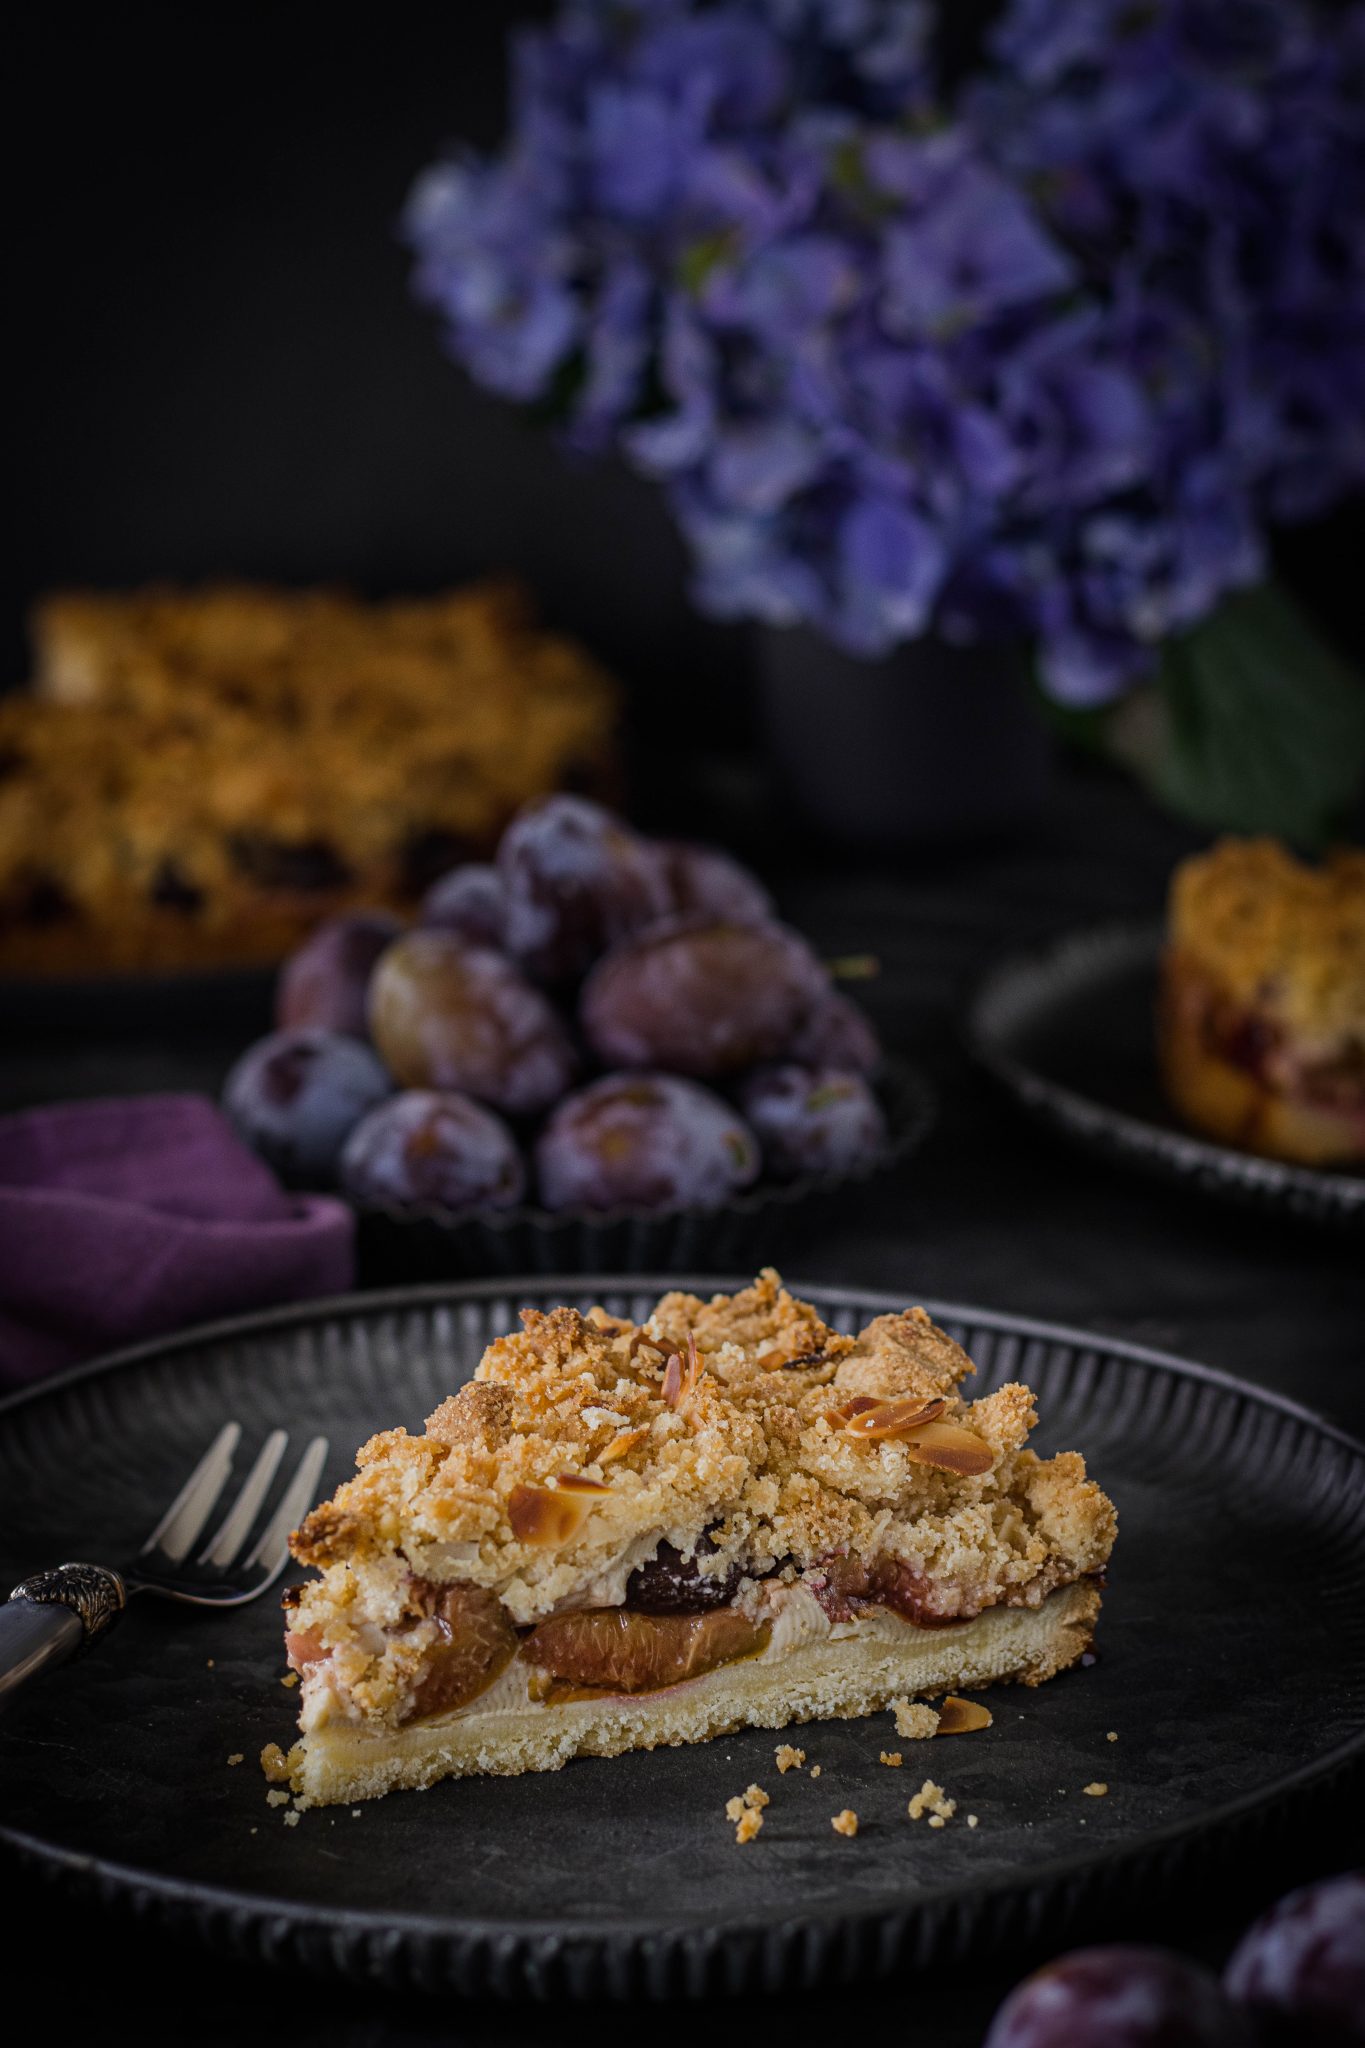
[354,1059,934,1283]
[969,923,1365,1233]
[2,1277,1363,1999]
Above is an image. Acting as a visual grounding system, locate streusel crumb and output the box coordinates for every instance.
[226,1753,244,1767]
[260,1744,290,1784]
[266,1789,290,1809]
[1083,1782,1108,1797]
[880,1751,903,1767]
[831,1809,859,1837]
[775,1745,806,1774]
[908,1779,956,1822]
[891,1699,941,1740]
[810,1765,822,1779]
[734,1807,764,1844]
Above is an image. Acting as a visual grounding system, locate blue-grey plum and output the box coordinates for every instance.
[223,1028,390,1185]
[536,1072,760,1212]
[340,1090,525,1213]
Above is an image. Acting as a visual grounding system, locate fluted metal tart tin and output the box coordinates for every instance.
[2,1277,1362,1999]
[969,923,1364,1232]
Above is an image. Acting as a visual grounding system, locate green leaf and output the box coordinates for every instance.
[1108,582,1365,849]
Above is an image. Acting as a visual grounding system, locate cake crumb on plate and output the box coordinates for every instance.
[831,1809,858,1837]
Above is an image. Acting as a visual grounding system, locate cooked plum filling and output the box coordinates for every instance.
[523,1606,769,1700]
[1167,951,1365,1116]
[408,1580,519,1721]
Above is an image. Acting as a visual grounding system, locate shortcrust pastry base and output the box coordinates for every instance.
[287,1581,1099,1807]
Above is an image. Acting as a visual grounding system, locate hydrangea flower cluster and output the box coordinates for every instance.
[405,0,1365,704]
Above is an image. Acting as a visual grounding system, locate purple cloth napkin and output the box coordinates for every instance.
[0,1094,354,1387]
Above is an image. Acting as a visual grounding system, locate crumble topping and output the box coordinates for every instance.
[775,1744,806,1773]
[880,1751,903,1767]
[831,1809,859,1837]
[1168,838,1365,1042]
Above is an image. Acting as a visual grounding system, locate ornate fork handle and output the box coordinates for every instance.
[0,1564,127,1708]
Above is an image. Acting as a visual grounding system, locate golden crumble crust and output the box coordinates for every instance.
[1167,837,1365,1044]
[287,1275,1116,1721]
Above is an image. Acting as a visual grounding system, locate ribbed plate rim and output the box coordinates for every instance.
[967,921,1365,1222]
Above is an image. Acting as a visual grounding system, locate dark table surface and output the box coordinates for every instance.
[1,755,1361,2044]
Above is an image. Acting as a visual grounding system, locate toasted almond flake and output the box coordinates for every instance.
[1107,1731,1118,1742]
[880,1752,903,1768]
[599,1425,650,1465]
[227,1753,244,1767]
[508,1481,596,1547]
[901,1419,994,1476]
[936,1695,993,1736]
[891,1698,941,1740]
[775,1744,805,1774]
[831,1809,858,1837]
[661,1352,684,1407]
[280,1672,298,1689]
[1083,1782,1108,1797]
[554,1472,611,1494]
[842,1395,947,1440]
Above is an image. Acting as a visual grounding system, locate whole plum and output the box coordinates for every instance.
[369,930,576,1116]
[223,1028,390,1185]
[275,912,403,1040]
[340,1090,525,1213]
[497,794,670,981]
[419,863,508,950]
[788,989,882,1075]
[986,1948,1253,2048]
[739,1064,886,1180]
[535,1072,760,1212]
[1225,1874,1365,2045]
[655,840,773,926]
[580,918,828,1078]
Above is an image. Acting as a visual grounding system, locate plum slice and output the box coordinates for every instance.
[406,1580,520,1723]
[522,1605,768,1696]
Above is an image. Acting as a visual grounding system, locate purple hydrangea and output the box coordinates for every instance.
[405,0,1365,705]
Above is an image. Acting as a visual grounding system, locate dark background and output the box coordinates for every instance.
[10,1,1365,748]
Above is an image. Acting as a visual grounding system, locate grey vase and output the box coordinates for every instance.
[756,627,1052,846]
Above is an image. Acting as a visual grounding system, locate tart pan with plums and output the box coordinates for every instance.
[221,796,933,1278]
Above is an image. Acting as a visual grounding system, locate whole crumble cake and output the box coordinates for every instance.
[1,579,617,975]
[271,1273,1116,1807]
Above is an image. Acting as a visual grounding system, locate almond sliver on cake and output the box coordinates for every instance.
[272,1272,1116,1807]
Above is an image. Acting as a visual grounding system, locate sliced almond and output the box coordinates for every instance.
[841,1396,948,1441]
[598,1425,650,1465]
[935,1695,993,1735]
[554,1473,611,1495]
[902,1420,994,1476]
[662,1332,703,1411]
[508,1482,597,1547]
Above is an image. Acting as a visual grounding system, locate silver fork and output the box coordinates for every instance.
[0,1421,328,1708]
